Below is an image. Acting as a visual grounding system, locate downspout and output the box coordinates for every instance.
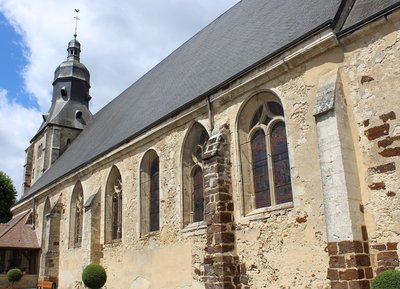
[32,197,36,229]
[207,96,214,133]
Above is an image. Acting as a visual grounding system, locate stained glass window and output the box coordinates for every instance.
[182,123,209,227]
[192,166,204,222]
[250,105,263,129]
[150,158,160,232]
[111,179,122,240]
[271,122,292,204]
[74,204,82,246]
[244,98,292,212]
[268,101,284,116]
[200,129,208,145]
[70,182,83,247]
[112,194,119,239]
[251,130,270,208]
[104,168,123,242]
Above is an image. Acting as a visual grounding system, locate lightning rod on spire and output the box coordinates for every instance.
[74,9,80,39]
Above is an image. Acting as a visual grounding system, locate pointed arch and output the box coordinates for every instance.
[140,149,160,235]
[41,197,51,251]
[105,165,122,243]
[182,122,209,227]
[69,181,84,247]
[237,91,293,215]
[40,196,61,280]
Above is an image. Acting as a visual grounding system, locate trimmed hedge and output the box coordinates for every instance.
[82,264,107,289]
[7,268,22,283]
[372,269,400,289]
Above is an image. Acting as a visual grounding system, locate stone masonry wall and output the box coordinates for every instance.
[11,10,400,289]
[341,10,400,279]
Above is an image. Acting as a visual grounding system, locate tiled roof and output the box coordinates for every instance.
[0,224,8,233]
[0,211,40,249]
[20,0,400,200]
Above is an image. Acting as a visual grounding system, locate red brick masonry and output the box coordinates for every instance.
[327,225,399,289]
[327,240,372,289]
[202,125,249,289]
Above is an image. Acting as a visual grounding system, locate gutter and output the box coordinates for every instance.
[16,21,335,206]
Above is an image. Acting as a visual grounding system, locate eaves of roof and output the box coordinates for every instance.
[17,0,352,204]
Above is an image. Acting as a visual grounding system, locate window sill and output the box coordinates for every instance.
[69,244,82,250]
[242,202,293,222]
[104,239,122,247]
[140,230,160,239]
[181,221,207,235]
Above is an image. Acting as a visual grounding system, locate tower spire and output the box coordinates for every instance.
[67,9,82,62]
[74,9,80,39]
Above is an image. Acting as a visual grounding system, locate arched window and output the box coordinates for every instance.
[251,129,270,208]
[105,166,122,242]
[42,198,51,251]
[182,123,209,227]
[70,181,84,247]
[140,150,160,235]
[149,157,160,232]
[238,92,292,215]
[192,166,204,223]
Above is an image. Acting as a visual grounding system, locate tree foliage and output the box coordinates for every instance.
[0,171,17,223]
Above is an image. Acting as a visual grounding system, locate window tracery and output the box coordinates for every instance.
[105,166,122,242]
[112,179,122,240]
[70,181,83,247]
[238,92,292,215]
[182,123,209,227]
[140,150,160,235]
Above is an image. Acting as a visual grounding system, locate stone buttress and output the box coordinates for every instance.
[202,124,249,289]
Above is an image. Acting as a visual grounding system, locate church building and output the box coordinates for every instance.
[7,0,400,288]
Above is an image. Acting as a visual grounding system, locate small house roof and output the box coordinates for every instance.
[0,211,40,249]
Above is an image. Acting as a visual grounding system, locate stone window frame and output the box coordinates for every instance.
[69,181,84,248]
[181,122,209,231]
[41,197,51,250]
[40,197,50,276]
[237,90,293,218]
[104,165,123,243]
[37,143,43,159]
[140,149,160,236]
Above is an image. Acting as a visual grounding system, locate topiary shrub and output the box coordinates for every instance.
[372,269,400,289]
[7,268,23,285]
[82,264,107,289]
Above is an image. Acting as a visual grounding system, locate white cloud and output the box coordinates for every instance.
[0,89,42,198]
[0,0,239,112]
[0,0,239,198]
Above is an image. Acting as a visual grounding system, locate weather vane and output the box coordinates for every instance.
[74,9,80,38]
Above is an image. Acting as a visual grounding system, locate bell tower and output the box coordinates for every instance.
[23,25,92,195]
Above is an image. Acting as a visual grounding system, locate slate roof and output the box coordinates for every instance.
[342,0,400,31]
[0,211,40,249]
[21,0,400,201]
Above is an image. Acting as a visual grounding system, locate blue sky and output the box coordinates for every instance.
[0,13,38,109]
[0,0,239,198]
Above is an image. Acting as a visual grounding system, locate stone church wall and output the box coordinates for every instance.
[11,10,400,289]
[341,11,400,277]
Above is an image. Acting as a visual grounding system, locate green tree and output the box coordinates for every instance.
[0,171,17,223]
